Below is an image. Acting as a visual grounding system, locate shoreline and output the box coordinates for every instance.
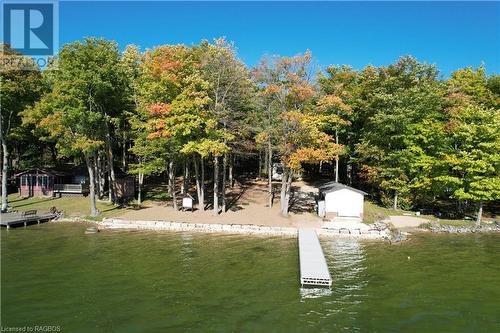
[99,218,390,239]
[52,217,500,239]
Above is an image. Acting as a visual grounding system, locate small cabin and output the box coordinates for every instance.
[15,168,89,198]
[115,177,135,200]
[318,182,367,219]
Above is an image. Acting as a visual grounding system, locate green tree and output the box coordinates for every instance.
[0,45,43,211]
[432,68,500,224]
[254,51,341,216]
[25,38,128,215]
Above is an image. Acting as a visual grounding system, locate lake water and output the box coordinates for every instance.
[1,223,499,332]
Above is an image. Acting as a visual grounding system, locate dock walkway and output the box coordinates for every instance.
[0,212,58,228]
[298,228,332,287]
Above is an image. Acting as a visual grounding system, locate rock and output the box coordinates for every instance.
[426,223,500,234]
[389,232,407,243]
[85,226,99,234]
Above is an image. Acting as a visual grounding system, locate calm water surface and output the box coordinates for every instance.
[1,223,499,332]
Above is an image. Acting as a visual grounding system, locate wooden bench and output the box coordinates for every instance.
[22,209,37,217]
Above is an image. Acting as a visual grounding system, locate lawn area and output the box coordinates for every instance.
[3,194,127,220]
[362,200,483,227]
[363,200,410,223]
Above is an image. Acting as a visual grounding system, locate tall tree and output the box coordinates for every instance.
[0,45,42,211]
[200,38,253,213]
[254,51,341,216]
[355,56,442,209]
[25,38,127,215]
[432,67,500,224]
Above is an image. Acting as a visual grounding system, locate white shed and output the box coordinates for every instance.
[318,182,367,219]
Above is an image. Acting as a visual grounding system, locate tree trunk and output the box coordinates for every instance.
[84,154,99,216]
[94,154,101,198]
[476,201,483,226]
[194,155,205,211]
[122,131,127,171]
[138,172,143,205]
[1,139,8,211]
[335,158,339,182]
[268,140,273,208]
[167,161,173,195]
[181,159,189,195]
[222,154,227,212]
[347,163,352,186]
[97,155,106,199]
[280,167,293,217]
[258,149,262,179]
[201,157,205,211]
[93,152,100,198]
[169,160,177,210]
[194,156,201,206]
[393,192,398,210]
[229,154,234,188]
[213,156,219,216]
[264,147,269,177]
[335,129,339,182]
[105,123,117,203]
[284,170,293,216]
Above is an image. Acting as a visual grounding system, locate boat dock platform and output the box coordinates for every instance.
[0,211,58,228]
[298,228,332,287]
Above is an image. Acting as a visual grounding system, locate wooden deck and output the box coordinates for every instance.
[0,212,58,228]
[298,228,332,287]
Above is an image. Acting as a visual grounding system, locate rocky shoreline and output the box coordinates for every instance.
[427,223,500,234]
[99,218,389,239]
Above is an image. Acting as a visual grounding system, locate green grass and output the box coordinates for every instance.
[431,218,476,227]
[363,200,410,223]
[4,194,127,220]
[363,200,478,227]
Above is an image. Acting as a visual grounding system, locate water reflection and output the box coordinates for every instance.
[310,240,368,325]
[299,239,367,302]
[300,287,333,299]
[326,239,367,289]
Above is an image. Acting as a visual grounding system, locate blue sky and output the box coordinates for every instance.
[59,1,499,76]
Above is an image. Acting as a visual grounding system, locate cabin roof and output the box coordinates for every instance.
[14,168,67,177]
[319,181,368,196]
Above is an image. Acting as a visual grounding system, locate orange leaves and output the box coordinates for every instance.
[147,103,171,116]
[264,84,281,95]
[289,85,315,102]
[358,164,379,182]
[146,131,171,139]
[317,94,352,114]
[146,45,191,82]
[146,104,173,139]
[288,143,342,171]
[146,118,172,139]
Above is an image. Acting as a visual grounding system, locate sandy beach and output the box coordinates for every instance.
[117,181,323,229]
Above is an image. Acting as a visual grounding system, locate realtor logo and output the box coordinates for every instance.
[1,0,58,69]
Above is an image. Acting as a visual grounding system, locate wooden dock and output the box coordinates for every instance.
[0,212,58,228]
[298,228,332,287]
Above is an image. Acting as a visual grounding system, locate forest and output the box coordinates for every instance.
[1,38,499,223]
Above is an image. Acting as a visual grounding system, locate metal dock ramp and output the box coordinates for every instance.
[298,228,332,287]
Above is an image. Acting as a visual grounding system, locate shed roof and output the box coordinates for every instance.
[319,182,368,196]
[14,168,67,177]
